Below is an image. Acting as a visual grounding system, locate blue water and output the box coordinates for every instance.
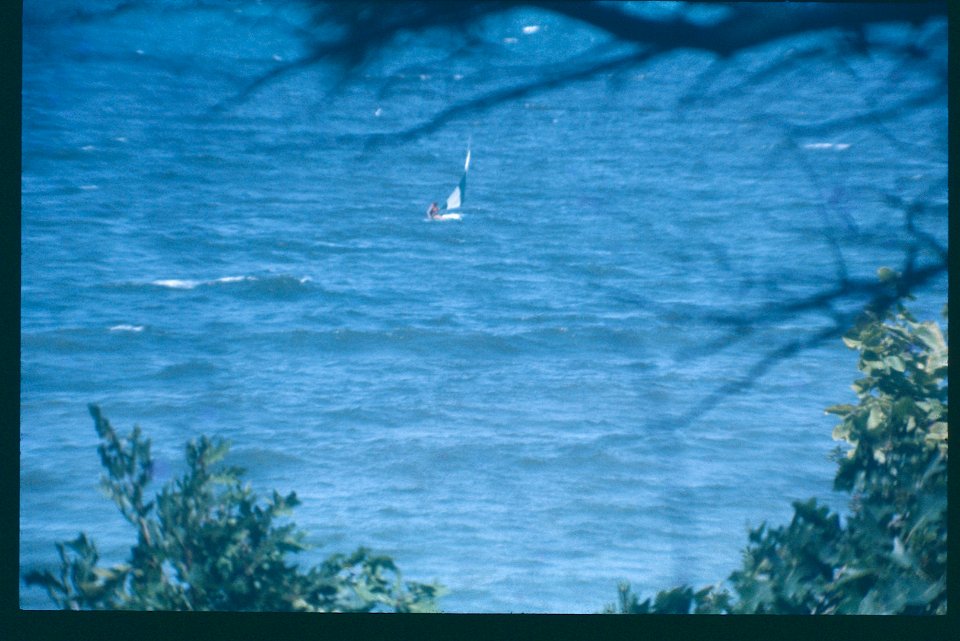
[21,2,948,612]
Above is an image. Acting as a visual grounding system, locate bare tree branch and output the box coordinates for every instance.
[531,1,944,57]
[674,259,945,426]
[351,48,656,146]
[54,0,946,428]
[207,2,947,121]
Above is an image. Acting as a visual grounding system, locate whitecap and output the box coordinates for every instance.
[803,142,851,150]
[79,185,98,190]
[522,25,540,34]
[503,37,518,44]
[152,279,199,289]
[109,324,144,332]
[151,275,308,292]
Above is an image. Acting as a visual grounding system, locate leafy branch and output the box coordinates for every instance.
[608,296,948,614]
[24,406,446,612]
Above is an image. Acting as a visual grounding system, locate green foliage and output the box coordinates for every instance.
[602,581,732,615]
[609,292,947,614]
[24,406,445,612]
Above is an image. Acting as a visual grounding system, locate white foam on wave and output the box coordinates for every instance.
[152,279,200,289]
[522,25,541,34]
[109,324,144,332]
[151,275,311,290]
[804,142,851,150]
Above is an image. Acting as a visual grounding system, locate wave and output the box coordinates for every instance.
[803,142,851,150]
[108,324,144,332]
[150,274,313,297]
[156,359,219,380]
[246,323,658,362]
[151,279,202,289]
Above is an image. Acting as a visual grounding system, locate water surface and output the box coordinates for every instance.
[21,2,948,612]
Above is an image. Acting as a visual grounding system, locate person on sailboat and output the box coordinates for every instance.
[427,202,440,219]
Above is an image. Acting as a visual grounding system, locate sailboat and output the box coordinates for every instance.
[428,149,471,221]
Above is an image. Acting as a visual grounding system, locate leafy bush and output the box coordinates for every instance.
[24,406,446,612]
[608,295,947,614]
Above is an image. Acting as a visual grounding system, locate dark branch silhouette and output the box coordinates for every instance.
[256,1,948,423]
[531,2,943,56]
[677,258,946,425]
[349,49,658,146]
[51,1,947,426]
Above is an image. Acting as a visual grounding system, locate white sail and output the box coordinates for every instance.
[445,186,462,211]
[444,149,470,211]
